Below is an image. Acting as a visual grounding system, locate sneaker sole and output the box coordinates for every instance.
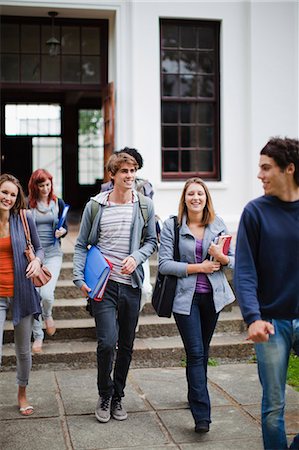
[112,413,128,421]
[95,411,111,423]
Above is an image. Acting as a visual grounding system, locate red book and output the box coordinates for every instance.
[210,234,232,260]
[217,235,232,255]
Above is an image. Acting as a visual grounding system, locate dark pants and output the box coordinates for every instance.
[91,279,141,398]
[174,293,218,425]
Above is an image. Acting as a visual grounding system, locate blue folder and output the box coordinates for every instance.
[54,204,70,243]
[84,246,112,300]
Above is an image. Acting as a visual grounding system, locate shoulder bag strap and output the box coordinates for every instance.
[20,209,32,244]
[173,216,180,261]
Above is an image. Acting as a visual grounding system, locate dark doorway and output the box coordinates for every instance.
[1,136,32,195]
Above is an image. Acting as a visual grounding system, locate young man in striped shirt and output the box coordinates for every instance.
[73,152,157,423]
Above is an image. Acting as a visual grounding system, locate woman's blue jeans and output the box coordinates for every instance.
[91,279,141,399]
[174,293,218,425]
[255,319,299,450]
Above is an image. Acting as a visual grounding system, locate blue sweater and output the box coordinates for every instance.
[234,195,299,325]
[10,211,43,325]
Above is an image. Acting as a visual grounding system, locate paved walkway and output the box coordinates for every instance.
[1,363,299,449]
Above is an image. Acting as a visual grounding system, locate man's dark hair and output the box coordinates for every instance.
[260,137,299,186]
[118,147,144,169]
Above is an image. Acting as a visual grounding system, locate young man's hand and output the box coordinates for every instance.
[121,256,137,275]
[247,320,275,342]
[80,283,92,297]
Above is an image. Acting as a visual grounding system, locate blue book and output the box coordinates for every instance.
[57,204,70,229]
[84,246,112,300]
[54,204,70,243]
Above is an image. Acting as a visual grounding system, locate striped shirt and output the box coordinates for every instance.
[97,202,134,285]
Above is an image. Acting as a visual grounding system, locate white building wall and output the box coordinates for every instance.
[1,0,298,231]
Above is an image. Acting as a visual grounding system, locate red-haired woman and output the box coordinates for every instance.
[28,169,68,353]
[0,173,43,416]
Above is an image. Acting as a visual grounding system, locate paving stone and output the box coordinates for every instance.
[157,406,262,444]
[67,411,168,449]
[1,418,66,450]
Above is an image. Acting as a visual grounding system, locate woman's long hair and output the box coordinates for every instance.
[0,173,27,214]
[28,169,56,208]
[177,177,215,227]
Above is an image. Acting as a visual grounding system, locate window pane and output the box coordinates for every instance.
[1,24,19,52]
[5,104,61,136]
[78,109,104,184]
[162,25,179,48]
[198,150,213,171]
[82,27,100,55]
[182,150,198,171]
[163,74,179,97]
[198,27,214,49]
[198,103,214,123]
[180,75,197,97]
[163,150,179,172]
[21,55,40,82]
[62,56,80,83]
[21,25,40,53]
[33,137,62,197]
[181,126,197,147]
[181,103,197,123]
[198,76,214,98]
[42,55,60,83]
[61,26,80,54]
[162,103,179,123]
[163,126,178,147]
[198,126,213,147]
[180,26,197,48]
[1,55,19,82]
[198,52,214,74]
[162,51,179,73]
[82,56,100,83]
[179,51,197,74]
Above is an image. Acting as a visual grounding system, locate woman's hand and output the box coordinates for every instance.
[26,258,41,278]
[80,283,92,297]
[55,227,67,239]
[200,259,221,274]
[208,243,229,266]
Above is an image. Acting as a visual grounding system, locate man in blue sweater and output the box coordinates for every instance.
[234,137,299,450]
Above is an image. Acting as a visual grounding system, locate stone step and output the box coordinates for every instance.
[1,332,254,370]
[3,307,246,343]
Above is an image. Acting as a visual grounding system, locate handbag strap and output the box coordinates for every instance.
[173,216,180,261]
[20,209,32,244]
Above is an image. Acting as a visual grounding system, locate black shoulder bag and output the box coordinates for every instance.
[151,216,180,318]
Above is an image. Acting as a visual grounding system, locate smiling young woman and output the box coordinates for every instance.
[0,173,44,417]
[158,177,235,433]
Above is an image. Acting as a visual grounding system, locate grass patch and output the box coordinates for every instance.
[180,357,219,368]
[287,354,299,392]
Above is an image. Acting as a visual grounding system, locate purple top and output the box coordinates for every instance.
[195,239,211,293]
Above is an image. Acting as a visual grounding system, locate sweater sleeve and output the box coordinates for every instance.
[158,218,188,278]
[233,207,262,325]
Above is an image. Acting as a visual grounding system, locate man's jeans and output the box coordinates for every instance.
[174,293,218,425]
[91,279,141,398]
[255,319,299,450]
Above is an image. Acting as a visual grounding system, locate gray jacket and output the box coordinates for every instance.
[159,215,235,315]
[73,191,157,289]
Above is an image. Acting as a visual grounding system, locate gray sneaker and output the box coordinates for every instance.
[95,396,112,423]
[111,397,128,421]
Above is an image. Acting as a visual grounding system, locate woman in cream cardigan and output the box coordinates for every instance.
[159,177,235,434]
